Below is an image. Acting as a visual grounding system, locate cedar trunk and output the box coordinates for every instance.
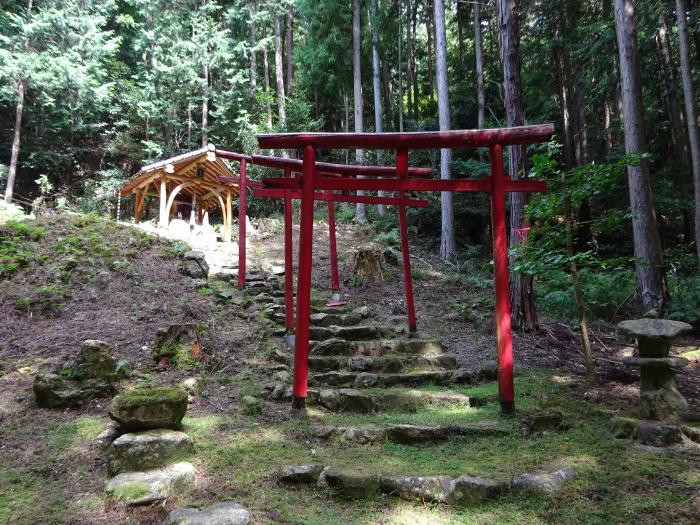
[273,15,286,128]
[613,0,667,308]
[353,0,366,222]
[434,0,456,260]
[4,79,25,204]
[676,0,700,260]
[371,0,386,215]
[474,0,486,129]
[498,0,538,331]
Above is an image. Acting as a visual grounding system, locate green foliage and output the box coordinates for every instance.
[666,274,700,327]
[0,220,44,278]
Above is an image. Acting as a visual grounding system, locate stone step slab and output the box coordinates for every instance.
[166,502,251,525]
[310,338,445,357]
[307,388,476,414]
[104,462,196,506]
[323,421,507,444]
[276,353,458,373]
[311,370,464,388]
[109,429,194,474]
[314,421,508,444]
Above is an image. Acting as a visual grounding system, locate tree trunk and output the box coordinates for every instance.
[474,0,486,129]
[353,0,367,222]
[406,0,413,121]
[498,0,538,331]
[426,0,435,104]
[4,79,25,204]
[273,15,286,128]
[201,62,209,147]
[371,0,386,216]
[676,0,700,260]
[249,1,257,91]
[263,28,273,131]
[457,0,465,65]
[434,0,455,260]
[613,0,666,308]
[398,0,404,132]
[657,13,688,164]
[344,87,350,164]
[286,6,294,95]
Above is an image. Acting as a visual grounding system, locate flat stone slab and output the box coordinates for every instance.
[33,373,114,408]
[105,462,196,505]
[622,356,690,368]
[510,467,577,495]
[380,475,452,503]
[617,319,692,342]
[310,388,474,413]
[166,502,251,525]
[324,468,381,499]
[279,464,327,483]
[110,429,194,474]
[447,475,502,506]
[635,422,684,447]
[315,421,507,444]
[310,370,461,388]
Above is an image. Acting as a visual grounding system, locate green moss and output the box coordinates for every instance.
[115,387,187,409]
[151,342,196,368]
[105,481,151,501]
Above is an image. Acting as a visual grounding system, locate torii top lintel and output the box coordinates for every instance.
[257,123,554,150]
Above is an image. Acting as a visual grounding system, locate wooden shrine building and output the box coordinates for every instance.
[119,145,240,242]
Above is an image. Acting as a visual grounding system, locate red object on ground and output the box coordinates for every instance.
[237,158,247,290]
[256,123,554,414]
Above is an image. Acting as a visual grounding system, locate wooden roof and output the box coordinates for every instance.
[119,146,241,211]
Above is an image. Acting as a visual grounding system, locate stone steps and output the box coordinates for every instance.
[311,337,445,357]
[310,370,466,388]
[306,387,479,414]
[312,421,509,444]
[274,352,458,373]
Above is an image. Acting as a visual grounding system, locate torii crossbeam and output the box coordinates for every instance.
[257,123,554,415]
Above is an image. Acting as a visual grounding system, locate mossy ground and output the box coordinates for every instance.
[0,213,698,524]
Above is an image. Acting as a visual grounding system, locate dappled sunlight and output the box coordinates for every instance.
[385,504,451,525]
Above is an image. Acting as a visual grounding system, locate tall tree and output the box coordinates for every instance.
[371,0,386,215]
[249,1,258,92]
[676,0,700,260]
[397,0,404,132]
[613,0,666,308]
[498,0,538,330]
[434,0,455,260]
[3,0,32,204]
[263,27,274,131]
[286,4,294,95]
[474,0,485,129]
[353,0,366,222]
[274,13,287,128]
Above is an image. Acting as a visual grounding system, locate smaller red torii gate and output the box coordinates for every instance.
[257,124,554,414]
[249,154,432,334]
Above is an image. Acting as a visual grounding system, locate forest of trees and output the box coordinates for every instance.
[1,0,699,329]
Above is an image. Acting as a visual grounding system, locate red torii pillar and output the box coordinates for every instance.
[258,124,554,415]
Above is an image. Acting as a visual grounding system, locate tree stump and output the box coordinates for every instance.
[351,244,386,283]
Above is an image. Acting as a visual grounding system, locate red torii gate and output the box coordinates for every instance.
[257,124,554,414]
[248,154,432,334]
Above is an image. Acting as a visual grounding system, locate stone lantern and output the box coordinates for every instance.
[617,318,692,422]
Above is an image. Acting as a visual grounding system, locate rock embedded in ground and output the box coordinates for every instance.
[109,429,194,474]
[354,372,379,388]
[178,251,209,278]
[634,422,684,447]
[523,409,564,432]
[324,468,380,499]
[241,395,261,415]
[167,502,251,525]
[61,339,127,382]
[477,360,498,381]
[278,465,327,484]
[96,425,123,448]
[108,387,188,431]
[681,425,700,444]
[386,424,450,444]
[510,467,577,495]
[33,373,114,408]
[343,424,386,444]
[311,338,352,356]
[447,475,501,506]
[319,389,341,411]
[104,462,196,505]
[608,416,639,439]
[337,388,375,413]
[380,475,453,503]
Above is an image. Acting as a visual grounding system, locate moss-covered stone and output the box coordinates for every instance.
[609,416,639,439]
[109,387,188,431]
[33,373,114,408]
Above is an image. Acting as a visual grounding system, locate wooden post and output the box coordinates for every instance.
[292,145,316,409]
[238,159,248,289]
[134,189,145,224]
[490,144,515,414]
[396,149,417,333]
[327,193,340,298]
[159,177,168,227]
[284,167,295,334]
[225,190,233,242]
